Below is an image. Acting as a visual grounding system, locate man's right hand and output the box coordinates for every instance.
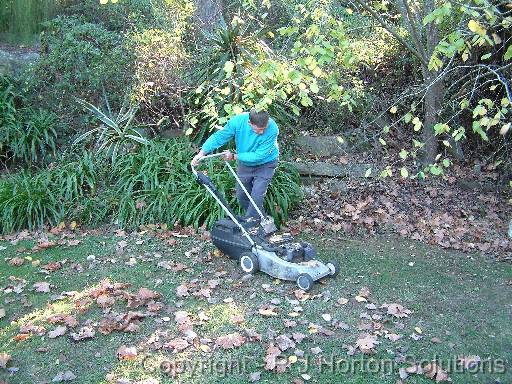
[191,150,206,167]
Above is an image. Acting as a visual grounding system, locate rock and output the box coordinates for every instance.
[292,161,373,179]
[294,135,348,157]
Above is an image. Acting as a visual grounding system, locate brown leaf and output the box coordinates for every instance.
[0,353,11,369]
[358,286,371,298]
[166,337,189,352]
[231,314,245,325]
[42,261,61,272]
[258,305,278,317]
[293,289,310,301]
[48,326,67,339]
[136,287,160,301]
[424,362,451,382]
[264,343,281,370]
[70,326,95,341]
[215,333,246,349]
[385,333,401,342]
[146,301,164,313]
[292,332,306,343]
[381,303,412,318]
[96,294,116,309]
[244,328,262,342]
[457,355,481,370]
[275,335,296,351]
[33,282,51,293]
[355,333,379,354]
[176,284,189,298]
[117,345,137,361]
[13,333,31,342]
[9,257,24,267]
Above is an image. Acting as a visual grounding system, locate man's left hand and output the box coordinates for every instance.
[222,150,235,161]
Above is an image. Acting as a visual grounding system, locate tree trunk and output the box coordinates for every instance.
[420,70,444,165]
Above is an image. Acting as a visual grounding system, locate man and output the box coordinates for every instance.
[191,109,279,221]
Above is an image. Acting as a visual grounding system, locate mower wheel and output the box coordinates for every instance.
[296,273,314,291]
[240,252,259,274]
[326,260,340,277]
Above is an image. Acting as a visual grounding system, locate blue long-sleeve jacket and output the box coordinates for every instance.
[201,113,279,166]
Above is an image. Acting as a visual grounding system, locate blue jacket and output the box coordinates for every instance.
[201,113,279,166]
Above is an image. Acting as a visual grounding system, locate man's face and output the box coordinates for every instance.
[249,121,268,135]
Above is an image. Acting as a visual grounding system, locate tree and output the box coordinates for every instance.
[350,0,511,172]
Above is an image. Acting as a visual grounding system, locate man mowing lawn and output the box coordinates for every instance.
[191,109,279,223]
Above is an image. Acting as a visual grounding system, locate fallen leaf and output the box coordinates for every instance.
[117,345,137,360]
[176,284,189,297]
[52,370,76,382]
[48,326,67,339]
[337,297,349,305]
[264,343,281,370]
[249,371,261,382]
[385,333,401,342]
[321,313,332,322]
[42,261,61,272]
[355,296,367,303]
[13,333,31,342]
[244,328,262,342]
[215,333,246,349]
[424,362,451,382]
[136,287,160,301]
[431,337,442,344]
[9,257,24,266]
[0,308,5,319]
[0,353,11,369]
[276,335,296,351]
[165,337,189,352]
[292,332,305,343]
[457,355,481,369]
[96,294,115,309]
[414,327,423,334]
[70,326,95,341]
[259,305,278,317]
[355,333,379,354]
[358,286,371,298]
[33,282,51,293]
[381,303,412,318]
[311,346,322,355]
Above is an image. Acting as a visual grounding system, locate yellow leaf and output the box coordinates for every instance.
[289,355,298,363]
[500,123,510,135]
[99,0,108,4]
[389,106,398,114]
[415,327,422,334]
[111,0,118,3]
[364,168,372,178]
[185,127,194,136]
[70,221,77,230]
[355,296,367,302]
[346,8,353,14]
[400,167,409,179]
[468,20,486,36]
[336,136,345,144]
[200,344,210,353]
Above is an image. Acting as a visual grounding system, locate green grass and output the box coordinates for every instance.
[0,230,510,384]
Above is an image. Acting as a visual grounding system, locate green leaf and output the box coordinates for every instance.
[505,44,512,61]
[223,61,235,76]
[404,113,413,123]
[399,149,409,159]
[481,52,492,60]
[379,138,387,146]
[400,167,409,178]
[442,158,450,167]
[364,168,372,177]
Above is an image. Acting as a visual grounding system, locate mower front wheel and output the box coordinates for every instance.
[296,273,314,291]
[240,252,259,274]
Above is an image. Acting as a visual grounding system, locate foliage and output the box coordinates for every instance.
[30,16,134,121]
[74,94,149,163]
[9,108,58,165]
[186,2,357,140]
[0,76,20,157]
[112,139,302,229]
[0,170,62,232]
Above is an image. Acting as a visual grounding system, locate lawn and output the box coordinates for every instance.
[0,226,510,384]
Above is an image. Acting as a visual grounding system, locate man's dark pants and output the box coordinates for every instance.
[236,160,278,219]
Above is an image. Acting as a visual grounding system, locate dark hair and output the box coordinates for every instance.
[249,109,269,128]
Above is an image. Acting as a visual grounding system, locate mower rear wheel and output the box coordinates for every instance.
[296,273,314,291]
[326,260,340,277]
[240,252,259,274]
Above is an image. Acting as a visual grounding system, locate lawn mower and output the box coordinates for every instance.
[192,152,339,291]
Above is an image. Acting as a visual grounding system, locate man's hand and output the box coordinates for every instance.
[222,150,235,161]
[191,150,206,167]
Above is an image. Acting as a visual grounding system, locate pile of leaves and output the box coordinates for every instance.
[290,161,511,260]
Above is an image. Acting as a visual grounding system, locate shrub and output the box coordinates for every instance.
[0,75,20,158]
[74,95,148,163]
[10,108,58,165]
[0,170,62,232]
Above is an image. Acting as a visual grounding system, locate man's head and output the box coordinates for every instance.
[249,109,269,135]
